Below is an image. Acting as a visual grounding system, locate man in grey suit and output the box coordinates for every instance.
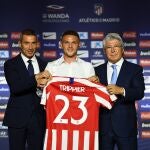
[95,33,145,150]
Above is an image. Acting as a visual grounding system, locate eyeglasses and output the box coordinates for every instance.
[105,45,122,51]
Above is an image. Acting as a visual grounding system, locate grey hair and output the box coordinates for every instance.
[103,33,124,49]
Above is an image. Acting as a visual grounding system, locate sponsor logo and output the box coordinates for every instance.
[0,70,4,75]
[0,41,9,49]
[11,32,21,39]
[91,41,103,48]
[42,5,70,23]
[143,69,150,75]
[142,122,150,129]
[145,85,150,93]
[140,32,150,37]
[91,50,103,58]
[140,50,150,56]
[141,131,150,138]
[0,104,7,110]
[42,32,56,39]
[35,52,40,57]
[80,41,87,49]
[0,33,8,39]
[124,50,137,57]
[11,50,20,58]
[0,50,9,58]
[94,3,103,16]
[42,13,69,21]
[123,32,137,39]
[0,60,5,67]
[91,59,105,67]
[90,32,104,39]
[140,59,150,67]
[0,96,9,101]
[12,42,19,48]
[43,42,56,47]
[0,130,8,138]
[0,77,7,84]
[0,122,7,129]
[141,112,150,120]
[141,104,150,109]
[79,18,120,23]
[139,40,150,48]
[47,5,64,12]
[126,59,137,64]
[124,42,136,47]
[78,32,88,39]
[144,76,150,84]
[43,50,57,58]
[0,86,9,92]
[142,95,150,100]
[77,50,89,58]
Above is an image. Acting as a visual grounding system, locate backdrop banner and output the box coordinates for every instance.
[0,0,150,149]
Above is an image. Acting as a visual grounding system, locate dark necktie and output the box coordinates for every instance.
[110,64,117,84]
[27,60,34,76]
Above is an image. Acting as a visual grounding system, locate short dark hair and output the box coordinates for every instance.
[60,30,80,41]
[20,28,37,41]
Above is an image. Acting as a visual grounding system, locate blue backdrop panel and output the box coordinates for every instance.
[0,0,150,149]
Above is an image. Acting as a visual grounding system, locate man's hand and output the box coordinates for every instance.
[88,76,99,83]
[35,70,51,80]
[35,70,52,88]
[106,84,124,95]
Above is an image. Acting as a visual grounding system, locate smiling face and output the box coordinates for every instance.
[60,34,80,61]
[104,39,124,64]
[19,35,38,59]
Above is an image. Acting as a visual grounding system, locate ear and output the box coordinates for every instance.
[79,41,81,48]
[103,48,106,54]
[59,41,63,49]
[18,41,21,48]
[37,41,40,49]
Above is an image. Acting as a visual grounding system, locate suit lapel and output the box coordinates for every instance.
[116,60,128,85]
[103,63,108,85]
[15,54,29,76]
[36,57,43,72]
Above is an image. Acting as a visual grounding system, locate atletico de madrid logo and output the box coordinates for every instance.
[94,4,103,16]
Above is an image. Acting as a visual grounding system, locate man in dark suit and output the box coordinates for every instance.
[95,33,145,150]
[3,29,50,150]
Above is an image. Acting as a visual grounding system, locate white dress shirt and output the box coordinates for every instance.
[45,56,95,78]
[107,58,124,84]
[21,53,40,74]
[107,58,125,96]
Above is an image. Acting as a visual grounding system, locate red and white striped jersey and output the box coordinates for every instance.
[41,77,116,150]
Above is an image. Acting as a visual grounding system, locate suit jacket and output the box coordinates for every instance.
[95,60,145,137]
[3,54,47,128]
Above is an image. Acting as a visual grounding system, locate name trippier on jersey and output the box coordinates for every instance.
[60,84,85,93]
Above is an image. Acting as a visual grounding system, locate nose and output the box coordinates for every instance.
[29,44,33,49]
[111,47,116,52]
[68,43,72,47]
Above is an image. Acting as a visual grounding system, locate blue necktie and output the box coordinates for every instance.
[27,60,34,76]
[110,64,117,84]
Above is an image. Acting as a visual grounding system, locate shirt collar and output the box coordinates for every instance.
[108,58,124,67]
[57,56,81,64]
[21,53,36,63]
